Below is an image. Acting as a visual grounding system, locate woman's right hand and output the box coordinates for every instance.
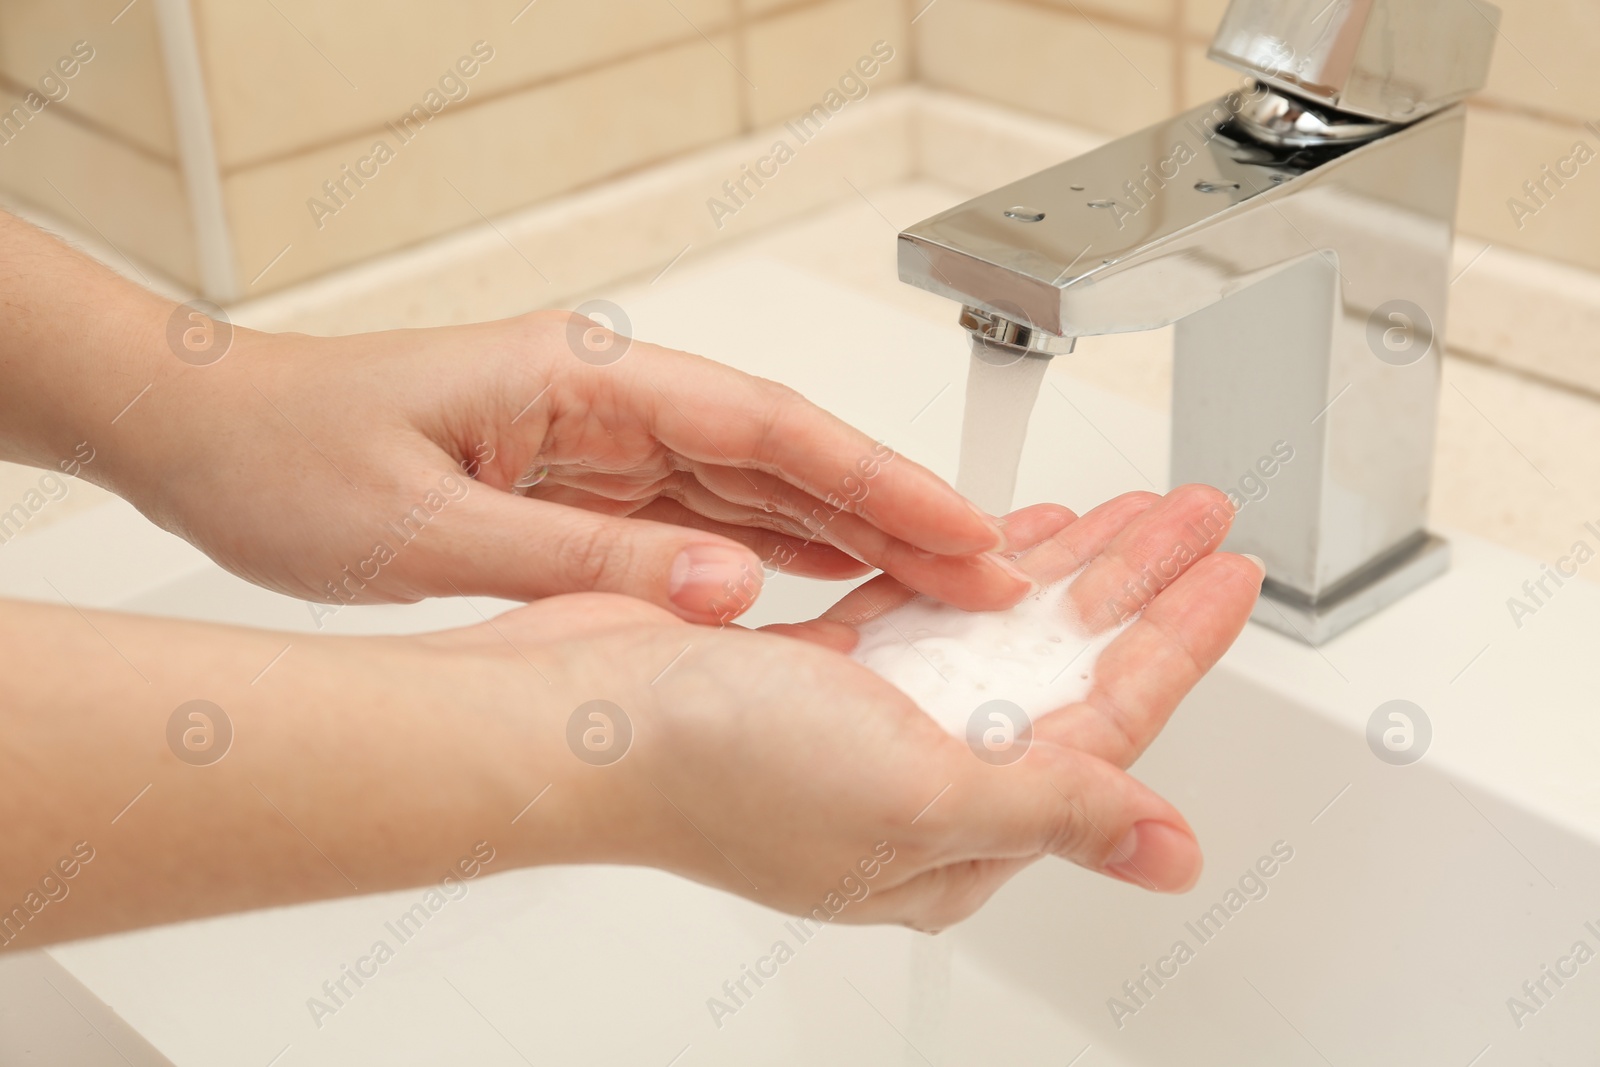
[2,488,1257,948]
[506,484,1260,931]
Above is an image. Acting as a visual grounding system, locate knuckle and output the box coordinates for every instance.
[560,523,627,592]
[515,309,571,356]
[749,385,798,469]
[758,375,803,405]
[1045,799,1103,861]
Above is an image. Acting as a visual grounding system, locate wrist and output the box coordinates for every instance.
[0,213,173,474]
[465,619,690,873]
[89,325,286,521]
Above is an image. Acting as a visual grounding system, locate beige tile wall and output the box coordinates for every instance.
[202,0,912,292]
[0,0,177,158]
[0,0,913,294]
[191,0,739,170]
[0,0,194,282]
[744,0,907,126]
[1458,0,1600,274]
[226,36,744,291]
[916,0,1175,135]
[0,0,1595,295]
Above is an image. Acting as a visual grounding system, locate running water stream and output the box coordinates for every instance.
[954,340,1053,516]
[856,337,1120,1063]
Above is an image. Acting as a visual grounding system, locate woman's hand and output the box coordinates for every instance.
[0,212,1026,622]
[0,486,1256,946]
[484,483,1260,930]
[103,309,1032,624]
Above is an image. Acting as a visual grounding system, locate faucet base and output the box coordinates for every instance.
[1250,534,1451,646]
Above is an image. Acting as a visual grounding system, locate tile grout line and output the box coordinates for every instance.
[733,0,754,135]
[1171,0,1186,115]
[215,23,748,177]
[1467,94,1600,135]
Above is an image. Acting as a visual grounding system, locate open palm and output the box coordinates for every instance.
[754,483,1264,919]
[459,484,1262,932]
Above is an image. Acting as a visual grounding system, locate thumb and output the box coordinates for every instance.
[423,486,766,622]
[856,746,1201,932]
[1003,746,1201,892]
[918,745,1200,907]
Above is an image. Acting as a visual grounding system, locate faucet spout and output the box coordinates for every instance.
[900,82,1476,644]
[900,0,1501,644]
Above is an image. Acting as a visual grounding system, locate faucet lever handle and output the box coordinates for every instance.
[1208,0,1500,123]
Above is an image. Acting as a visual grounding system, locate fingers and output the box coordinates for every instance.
[630,498,871,582]
[422,486,768,623]
[528,474,876,582]
[683,463,1032,611]
[958,745,1200,892]
[757,620,860,652]
[1063,484,1236,631]
[1036,550,1263,766]
[1007,492,1162,586]
[858,746,1202,930]
[422,592,686,651]
[819,503,1080,627]
[1015,484,1255,765]
[767,502,1077,655]
[606,339,1007,555]
[998,503,1082,555]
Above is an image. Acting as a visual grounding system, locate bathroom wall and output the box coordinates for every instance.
[0,0,1595,288]
[0,0,908,297]
[0,0,194,283]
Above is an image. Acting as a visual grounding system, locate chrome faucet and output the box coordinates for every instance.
[898,0,1500,645]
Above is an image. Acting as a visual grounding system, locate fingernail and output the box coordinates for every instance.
[1105,821,1201,893]
[986,553,1038,595]
[1241,553,1267,578]
[967,500,1007,551]
[669,545,761,620]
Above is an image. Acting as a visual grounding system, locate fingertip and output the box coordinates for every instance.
[997,503,1078,555]
[917,486,1009,555]
[761,619,859,652]
[1104,820,1203,894]
[1108,489,1163,512]
[1200,552,1268,601]
[874,473,1008,556]
[1170,482,1235,517]
[1079,491,1162,532]
[960,497,1008,553]
[1153,484,1236,557]
[667,541,764,623]
[940,553,1036,611]
[821,573,918,625]
[1001,502,1077,524]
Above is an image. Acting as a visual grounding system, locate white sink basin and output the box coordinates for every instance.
[3,258,1597,1064]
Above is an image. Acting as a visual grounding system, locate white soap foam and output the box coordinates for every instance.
[850,572,1130,736]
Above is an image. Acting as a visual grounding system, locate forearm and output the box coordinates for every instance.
[0,596,585,949]
[0,211,174,480]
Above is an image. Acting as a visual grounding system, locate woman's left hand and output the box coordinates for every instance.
[110,308,1031,623]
